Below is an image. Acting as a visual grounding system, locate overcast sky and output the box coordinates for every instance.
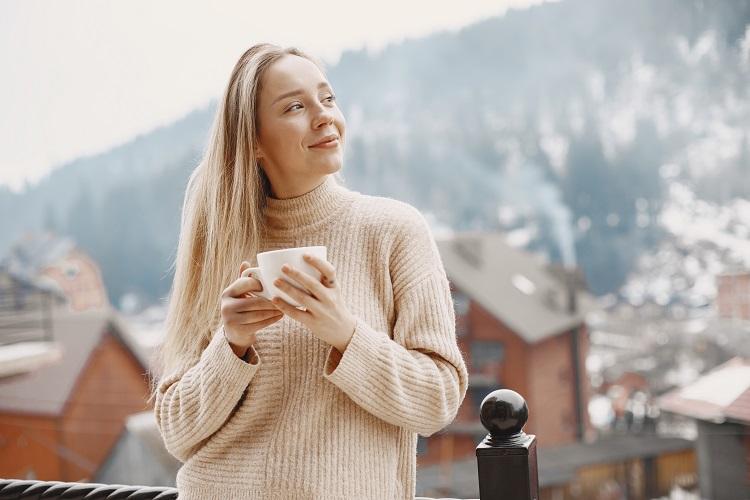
[0,0,553,193]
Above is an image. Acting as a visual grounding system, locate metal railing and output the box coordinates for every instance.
[0,479,177,499]
[0,389,538,500]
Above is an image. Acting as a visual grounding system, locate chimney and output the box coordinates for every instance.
[566,270,578,315]
[565,267,584,441]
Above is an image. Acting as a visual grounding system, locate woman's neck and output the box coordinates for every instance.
[268,175,327,200]
[263,174,355,234]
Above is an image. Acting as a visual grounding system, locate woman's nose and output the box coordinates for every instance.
[313,105,334,128]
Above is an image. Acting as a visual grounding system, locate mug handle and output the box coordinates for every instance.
[245,267,272,301]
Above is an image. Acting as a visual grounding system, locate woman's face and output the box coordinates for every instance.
[255,54,346,197]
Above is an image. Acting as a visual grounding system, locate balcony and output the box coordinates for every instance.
[0,389,536,500]
[0,287,63,378]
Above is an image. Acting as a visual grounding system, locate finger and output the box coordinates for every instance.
[256,314,284,327]
[270,295,308,321]
[273,277,314,309]
[232,313,284,334]
[302,254,336,283]
[236,309,284,324]
[226,308,282,324]
[280,264,328,301]
[228,296,283,313]
[223,277,264,298]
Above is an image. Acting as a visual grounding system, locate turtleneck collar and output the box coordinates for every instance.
[263,174,355,234]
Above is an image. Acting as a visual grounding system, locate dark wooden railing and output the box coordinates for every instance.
[0,389,538,500]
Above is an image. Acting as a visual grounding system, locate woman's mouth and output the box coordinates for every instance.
[310,138,339,149]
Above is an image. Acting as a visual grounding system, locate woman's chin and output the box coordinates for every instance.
[319,161,343,174]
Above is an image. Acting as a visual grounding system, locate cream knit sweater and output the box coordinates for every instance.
[154,174,469,500]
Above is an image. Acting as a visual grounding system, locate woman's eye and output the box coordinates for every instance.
[286,95,335,113]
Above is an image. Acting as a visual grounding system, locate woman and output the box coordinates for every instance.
[150,42,468,500]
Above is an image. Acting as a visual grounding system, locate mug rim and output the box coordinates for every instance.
[257,245,326,258]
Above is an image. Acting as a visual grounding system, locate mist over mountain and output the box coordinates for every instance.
[2,0,749,307]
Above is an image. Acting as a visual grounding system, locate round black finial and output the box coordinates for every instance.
[479,389,528,438]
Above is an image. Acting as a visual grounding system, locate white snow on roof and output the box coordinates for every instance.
[680,365,750,407]
[0,341,63,377]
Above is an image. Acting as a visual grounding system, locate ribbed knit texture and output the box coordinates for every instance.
[154,175,469,500]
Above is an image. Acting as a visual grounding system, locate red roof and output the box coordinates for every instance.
[658,357,750,425]
[0,305,142,415]
[725,380,750,423]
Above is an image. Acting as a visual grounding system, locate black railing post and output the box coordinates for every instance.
[476,389,539,500]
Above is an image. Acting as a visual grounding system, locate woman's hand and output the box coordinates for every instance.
[220,261,284,358]
[271,253,356,353]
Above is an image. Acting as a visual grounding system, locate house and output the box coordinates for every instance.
[0,265,67,378]
[0,305,152,482]
[716,268,750,320]
[658,356,750,500]
[599,371,659,434]
[0,232,148,481]
[1,231,109,313]
[417,232,597,467]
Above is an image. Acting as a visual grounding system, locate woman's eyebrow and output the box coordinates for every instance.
[272,82,332,105]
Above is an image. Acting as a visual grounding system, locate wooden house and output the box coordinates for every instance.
[417,232,597,466]
[0,305,152,482]
[659,356,750,500]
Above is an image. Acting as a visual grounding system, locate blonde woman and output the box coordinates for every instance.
[150,42,468,500]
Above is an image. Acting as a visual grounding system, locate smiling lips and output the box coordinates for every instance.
[310,135,339,148]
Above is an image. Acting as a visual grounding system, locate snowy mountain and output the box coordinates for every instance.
[620,180,750,311]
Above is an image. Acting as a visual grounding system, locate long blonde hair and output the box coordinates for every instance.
[147,42,340,402]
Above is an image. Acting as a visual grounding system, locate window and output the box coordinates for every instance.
[64,262,80,279]
[470,340,504,373]
[470,385,504,411]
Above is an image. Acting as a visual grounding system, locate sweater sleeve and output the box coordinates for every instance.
[322,206,469,437]
[154,326,261,462]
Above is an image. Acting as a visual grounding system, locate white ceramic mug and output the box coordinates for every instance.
[246,245,327,308]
